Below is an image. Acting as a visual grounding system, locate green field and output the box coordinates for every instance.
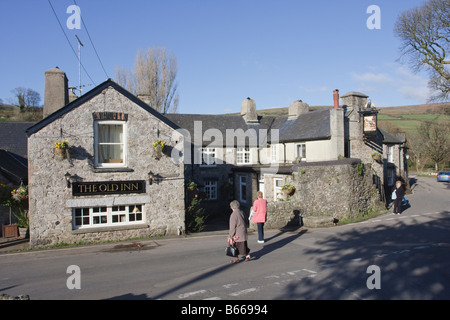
[377,107,450,137]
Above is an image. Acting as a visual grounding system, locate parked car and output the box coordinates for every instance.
[436,171,450,182]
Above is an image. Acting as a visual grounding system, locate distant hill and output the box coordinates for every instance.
[246,102,449,139]
[376,102,450,137]
[0,104,43,122]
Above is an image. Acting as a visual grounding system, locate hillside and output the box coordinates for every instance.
[0,104,43,122]
[377,102,450,137]
[250,102,449,138]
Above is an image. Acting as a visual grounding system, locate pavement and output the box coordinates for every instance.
[1,175,445,255]
[0,236,30,252]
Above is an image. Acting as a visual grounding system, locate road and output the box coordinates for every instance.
[0,176,449,301]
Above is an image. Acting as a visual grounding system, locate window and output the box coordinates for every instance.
[386,145,393,163]
[296,143,306,161]
[236,147,251,164]
[201,148,216,166]
[387,168,395,186]
[271,144,278,163]
[94,121,127,167]
[73,204,144,229]
[239,176,247,203]
[203,180,218,200]
[274,178,283,201]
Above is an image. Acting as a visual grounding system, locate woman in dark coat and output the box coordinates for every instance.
[228,200,251,263]
[393,180,405,215]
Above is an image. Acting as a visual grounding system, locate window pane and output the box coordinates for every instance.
[98,124,123,143]
[98,145,123,163]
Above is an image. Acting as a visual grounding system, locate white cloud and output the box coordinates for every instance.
[352,72,393,84]
[351,65,431,104]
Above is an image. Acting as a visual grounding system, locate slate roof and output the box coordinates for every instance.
[166,108,331,146]
[0,149,28,184]
[0,122,33,184]
[0,122,34,163]
[379,128,406,144]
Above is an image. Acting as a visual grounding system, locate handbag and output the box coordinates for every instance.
[249,207,255,221]
[391,190,397,200]
[226,244,239,257]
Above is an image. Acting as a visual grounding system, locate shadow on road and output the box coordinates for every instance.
[274,211,450,300]
[105,227,306,300]
[251,228,307,261]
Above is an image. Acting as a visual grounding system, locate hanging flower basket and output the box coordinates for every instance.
[371,152,382,162]
[54,140,69,158]
[11,186,28,201]
[153,140,166,151]
[153,140,166,159]
[282,184,295,195]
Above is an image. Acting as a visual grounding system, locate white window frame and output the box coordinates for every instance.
[200,148,217,167]
[386,145,393,163]
[203,180,218,200]
[239,175,247,203]
[271,144,279,163]
[236,147,251,165]
[94,120,127,168]
[296,143,306,161]
[73,204,145,230]
[274,178,283,201]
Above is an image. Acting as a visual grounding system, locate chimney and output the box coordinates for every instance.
[44,67,69,118]
[333,89,339,108]
[340,91,368,111]
[288,100,309,118]
[241,97,258,123]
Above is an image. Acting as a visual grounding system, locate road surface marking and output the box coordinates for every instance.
[178,290,207,299]
[229,288,257,296]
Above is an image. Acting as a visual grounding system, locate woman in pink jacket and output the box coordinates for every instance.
[251,191,267,243]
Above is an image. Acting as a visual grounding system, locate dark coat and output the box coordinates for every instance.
[394,185,405,199]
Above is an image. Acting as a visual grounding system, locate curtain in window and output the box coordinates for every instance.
[98,124,123,163]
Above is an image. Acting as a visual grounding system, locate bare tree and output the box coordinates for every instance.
[25,88,41,108]
[416,120,450,170]
[10,87,41,111]
[394,0,450,102]
[115,47,179,114]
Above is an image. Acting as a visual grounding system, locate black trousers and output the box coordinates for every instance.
[393,197,403,213]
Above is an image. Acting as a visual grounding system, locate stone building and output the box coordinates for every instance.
[24,67,408,246]
[26,70,185,247]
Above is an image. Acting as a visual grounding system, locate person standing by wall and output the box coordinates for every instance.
[228,200,251,263]
[393,180,405,215]
[251,191,267,243]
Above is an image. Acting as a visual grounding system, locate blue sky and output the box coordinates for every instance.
[0,0,431,114]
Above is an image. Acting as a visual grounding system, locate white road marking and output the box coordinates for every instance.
[229,288,257,296]
[178,289,207,299]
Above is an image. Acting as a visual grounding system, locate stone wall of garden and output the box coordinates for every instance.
[251,159,384,229]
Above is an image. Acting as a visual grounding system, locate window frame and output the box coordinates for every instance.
[296,143,306,161]
[73,204,144,230]
[94,120,127,168]
[239,175,247,203]
[236,147,251,165]
[203,180,218,200]
[200,147,217,167]
[274,178,283,201]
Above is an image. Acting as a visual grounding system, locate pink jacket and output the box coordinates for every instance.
[251,198,267,223]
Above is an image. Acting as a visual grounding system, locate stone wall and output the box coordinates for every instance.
[27,85,185,247]
[250,159,384,229]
